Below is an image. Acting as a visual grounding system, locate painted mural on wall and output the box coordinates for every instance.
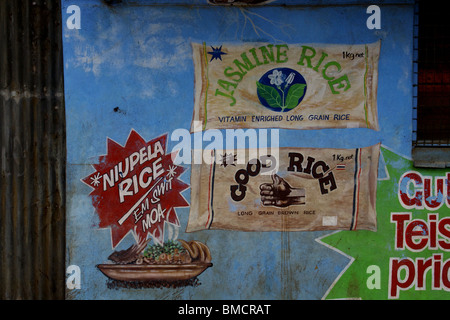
[63,0,450,300]
[321,147,450,299]
[191,42,380,131]
[81,129,212,288]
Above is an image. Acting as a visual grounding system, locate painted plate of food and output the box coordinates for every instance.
[97,239,212,283]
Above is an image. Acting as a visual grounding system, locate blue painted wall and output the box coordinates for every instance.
[63,0,415,299]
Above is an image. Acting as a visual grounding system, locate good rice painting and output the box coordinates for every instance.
[187,144,380,233]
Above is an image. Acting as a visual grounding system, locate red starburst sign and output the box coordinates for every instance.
[82,130,189,248]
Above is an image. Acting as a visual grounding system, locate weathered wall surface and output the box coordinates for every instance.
[63,0,450,300]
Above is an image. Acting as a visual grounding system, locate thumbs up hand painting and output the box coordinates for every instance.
[259,174,306,208]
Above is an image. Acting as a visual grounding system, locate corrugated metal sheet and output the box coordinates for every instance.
[0,0,65,299]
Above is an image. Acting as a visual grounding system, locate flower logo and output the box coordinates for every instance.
[256,68,307,112]
[268,69,284,86]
